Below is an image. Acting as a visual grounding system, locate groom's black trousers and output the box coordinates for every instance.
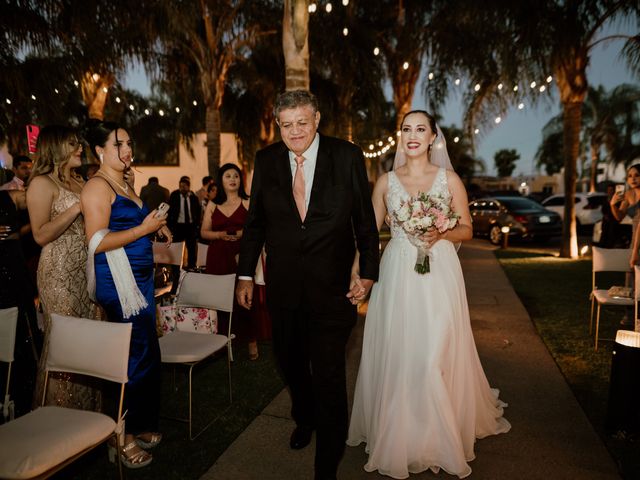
[270,300,357,477]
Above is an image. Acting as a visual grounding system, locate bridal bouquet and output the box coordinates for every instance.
[392,192,460,274]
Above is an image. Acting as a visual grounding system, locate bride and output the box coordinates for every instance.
[347,110,510,479]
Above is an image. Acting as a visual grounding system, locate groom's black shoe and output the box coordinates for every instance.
[289,426,313,449]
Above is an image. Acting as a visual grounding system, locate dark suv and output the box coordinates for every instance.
[469,196,562,244]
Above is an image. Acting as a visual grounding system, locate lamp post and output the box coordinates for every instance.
[501,226,510,249]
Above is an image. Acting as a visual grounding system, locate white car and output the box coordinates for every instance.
[541,193,608,226]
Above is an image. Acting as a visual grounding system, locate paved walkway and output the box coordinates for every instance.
[201,240,620,480]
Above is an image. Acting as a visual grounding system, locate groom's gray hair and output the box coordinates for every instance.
[274,90,319,118]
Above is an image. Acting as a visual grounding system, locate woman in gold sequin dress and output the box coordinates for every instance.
[27,125,102,410]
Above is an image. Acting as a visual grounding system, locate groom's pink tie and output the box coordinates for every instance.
[293,155,306,220]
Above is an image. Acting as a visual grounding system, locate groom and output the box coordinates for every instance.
[236,90,379,480]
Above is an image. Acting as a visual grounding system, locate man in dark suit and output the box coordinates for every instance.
[140,176,170,212]
[168,176,201,273]
[236,90,379,480]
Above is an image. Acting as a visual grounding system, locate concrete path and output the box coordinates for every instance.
[201,240,620,480]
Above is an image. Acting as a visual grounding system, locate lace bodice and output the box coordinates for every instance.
[386,168,451,239]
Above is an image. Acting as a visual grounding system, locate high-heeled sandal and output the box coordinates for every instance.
[108,441,153,469]
[135,432,163,449]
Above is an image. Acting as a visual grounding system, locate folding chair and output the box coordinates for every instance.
[590,246,633,350]
[153,241,185,297]
[195,242,209,272]
[0,307,18,423]
[0,314,132,479]
[159,272,235,440]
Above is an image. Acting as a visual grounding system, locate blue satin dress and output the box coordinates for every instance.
[94,195,160,434]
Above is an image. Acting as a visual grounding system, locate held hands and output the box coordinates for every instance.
[236,279,254,310]
[347,274,374,305]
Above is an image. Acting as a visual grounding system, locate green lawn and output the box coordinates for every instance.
[495,248,640,478]
[53,342,284,480]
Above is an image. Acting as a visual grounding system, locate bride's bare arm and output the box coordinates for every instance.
[422,171,473,246]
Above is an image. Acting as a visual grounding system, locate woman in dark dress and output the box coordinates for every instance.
[200,163,270,360]
[0,189,40,417]
[81,120,171,468]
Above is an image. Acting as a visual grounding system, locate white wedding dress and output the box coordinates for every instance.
[347,169,511,479]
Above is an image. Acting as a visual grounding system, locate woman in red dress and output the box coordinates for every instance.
[200,163,269,359]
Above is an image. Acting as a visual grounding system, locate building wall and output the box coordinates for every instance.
[132,133,239,193]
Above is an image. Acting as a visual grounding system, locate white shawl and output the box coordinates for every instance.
[87,228,148,319]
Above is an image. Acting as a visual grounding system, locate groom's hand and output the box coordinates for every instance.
[236,279,254,310]
[347,277,374,304]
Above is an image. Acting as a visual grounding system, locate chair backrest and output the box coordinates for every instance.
[176,272,236,313]
[592,247,631,273]
[153,241,185,267]
[0,307,18,363]
[196,242,209,268]
[47,314,132,383]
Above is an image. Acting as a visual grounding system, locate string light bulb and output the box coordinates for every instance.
[92,73,100,82]
[373,47,380,56]
[159,109,165,116]
[192,100,198,106]
[144,108,150,115]
[495,117,501,124]
[115,96,121,103]
[175,107,180,113]
[73,80,79,87]
[308,3,317,13]
[474,128,480,134]
[31,94,36,100]
[54,88,59,94]
[5,99,11,104]
[343,28,348,36]
[342,0,349,5]
[325,2,332,12]
[129,104,134,111]
[513,85,518,92]
[497,83,503,90]
[428,72,434,80]
[530,81,537,88]
[546,75,553,83]
[474,83,481,91]
[518,103,525,109]
[539,85,546,92]
[102,87,108,93]
[453,136,460,143]
[402,61,409,70]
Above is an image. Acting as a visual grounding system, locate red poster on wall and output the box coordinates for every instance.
[26,125,40,154]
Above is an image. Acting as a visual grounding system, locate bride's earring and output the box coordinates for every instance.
[99,153,104,163]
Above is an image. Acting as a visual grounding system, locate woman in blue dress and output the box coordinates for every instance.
[81,120,172,468]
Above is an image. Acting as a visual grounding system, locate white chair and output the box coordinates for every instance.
[591,246,633,350]
[0,307,18,423]
[159,272,235,440]
[153,241,185,297]
[196,242,209,271]
[0,314,132,479]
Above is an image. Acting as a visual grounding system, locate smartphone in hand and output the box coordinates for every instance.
[615,184,626,195]
[155,202,170,218]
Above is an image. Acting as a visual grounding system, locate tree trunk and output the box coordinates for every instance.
[589,141,600,193]
[81,72,112,120]
[559,100,582,258]
[283,0,310,91]
[205,103,221,180]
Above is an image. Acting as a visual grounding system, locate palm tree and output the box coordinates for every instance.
[150,0,276,179]
[283,0,310,91]
[427,0,640,258]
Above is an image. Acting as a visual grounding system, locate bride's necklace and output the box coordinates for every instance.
[96,170,129,194]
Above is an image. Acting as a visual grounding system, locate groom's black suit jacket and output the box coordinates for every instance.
[238,134,379,313]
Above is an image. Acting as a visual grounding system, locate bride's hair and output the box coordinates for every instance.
[401,110,437,135]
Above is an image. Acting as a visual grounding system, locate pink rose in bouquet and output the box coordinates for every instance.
[392,192,460,274]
